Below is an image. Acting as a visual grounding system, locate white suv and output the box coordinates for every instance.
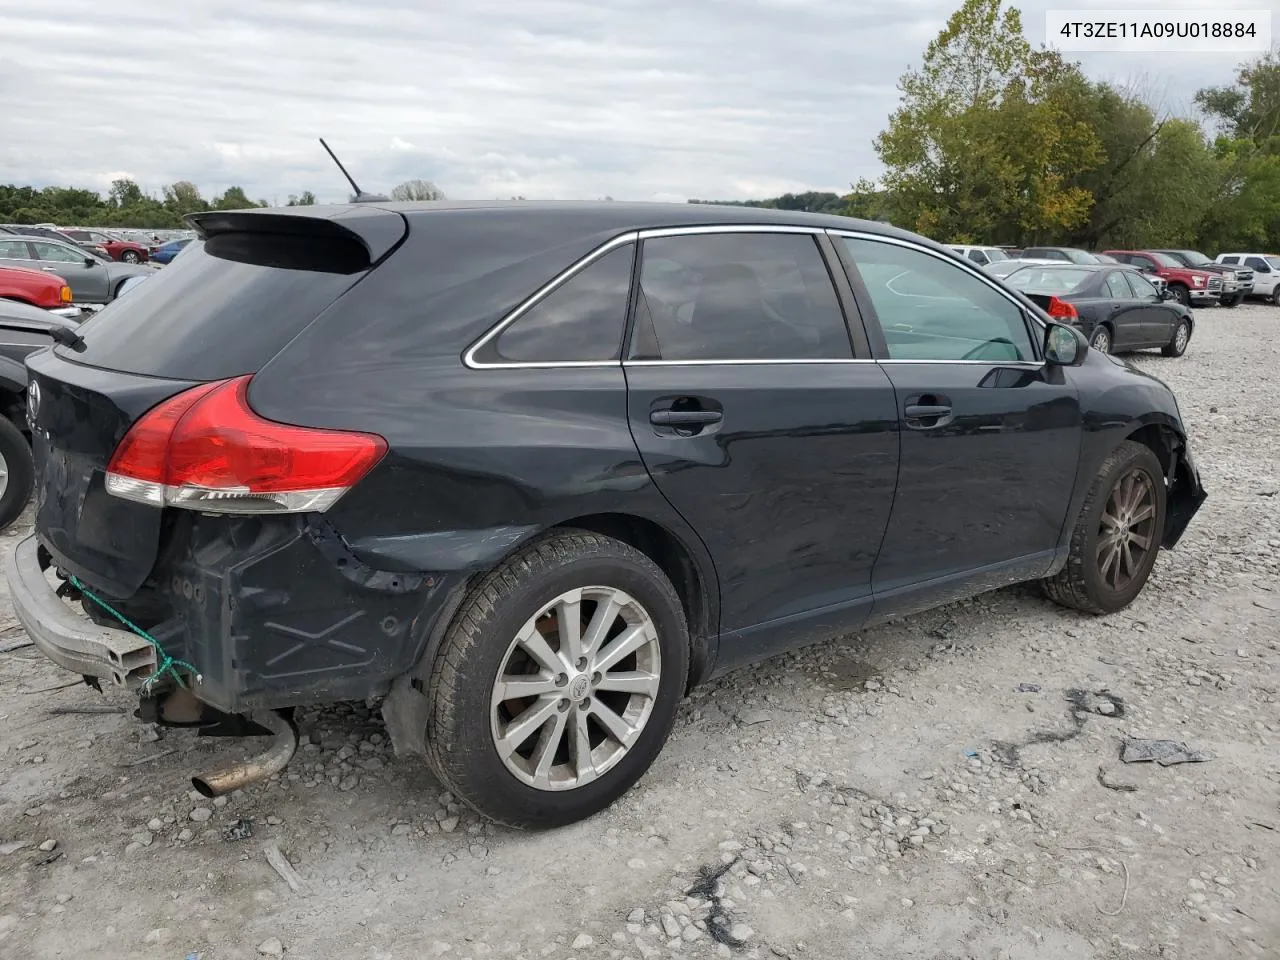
[1216,254,1280,304]
[949,245,1009,267]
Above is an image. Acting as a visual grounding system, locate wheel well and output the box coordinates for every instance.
[557,513,714,689]
[1125,424,1177,477]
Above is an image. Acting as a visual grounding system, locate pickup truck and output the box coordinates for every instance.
[1103,250,1221,307]
[1153,250,1250,307]
[1216,253,1280,305]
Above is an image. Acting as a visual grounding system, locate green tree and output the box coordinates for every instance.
[163,180,206,215]
[214,186,258,210]
[390,179,445,201]
[286,190,317,206]
[1196,50,1280,143]
[874,0,1101,243]
[108,178,145,208]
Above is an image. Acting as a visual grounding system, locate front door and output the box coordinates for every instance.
[833,233,1083,619]
[30,240,108,302]
[1121,270,1174,346]
[623,229,900,668]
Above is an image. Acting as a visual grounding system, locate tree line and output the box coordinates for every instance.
[697,0,1279,253]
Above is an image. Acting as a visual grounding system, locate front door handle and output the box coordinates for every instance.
[650,409,723,427]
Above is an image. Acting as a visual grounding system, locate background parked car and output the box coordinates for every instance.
[0,235,152,303]
[0,298,85,529]
[1001,262,1193,357]
[1,224,110,259]
[59,229,150,264]
[0,263,77,315]
[149,237,192,264]
[1103,250,1222,307]
[1216,253,1280,304]
[984,257,1056,278]
[1020,246,1108,265]
[1154,250,1250,307]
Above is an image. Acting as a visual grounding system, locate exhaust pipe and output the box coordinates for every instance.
[191,709,298,798]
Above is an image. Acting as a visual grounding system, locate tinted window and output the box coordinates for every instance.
[842,237,1035,362]
[967,249,987,264]
[1220,256,1239,265]
[0,240,31,259]
[66,238,367,380]
[631,233,851,361]
[1246,257,1271,272]
[1103,272,1131,299]
[32,241,84,263]
[489,244,633,363]
[985,248,1008,262]
[1126,272,1158,298]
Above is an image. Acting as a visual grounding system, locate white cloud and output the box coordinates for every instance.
[0,0,1257,205]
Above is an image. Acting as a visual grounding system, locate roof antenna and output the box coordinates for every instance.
[319,138,390,203]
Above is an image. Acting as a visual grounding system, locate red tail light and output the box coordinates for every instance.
[1045,296,1078,320]
[105,376,387,514]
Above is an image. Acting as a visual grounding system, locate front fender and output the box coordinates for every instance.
[0,354,29,395]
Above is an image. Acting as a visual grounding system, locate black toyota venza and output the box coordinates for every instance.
[6,203,1205,828]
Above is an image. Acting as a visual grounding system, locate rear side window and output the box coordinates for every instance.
[0,240,30,259]
[630,233,851,361]
[1220,256,1239,264]
[1103,272,1130,299]
[483,243,634,363]
[32,241,83,263]
[65,236,369,381]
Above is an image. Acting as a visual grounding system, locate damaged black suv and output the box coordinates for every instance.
[6,202,1205,828]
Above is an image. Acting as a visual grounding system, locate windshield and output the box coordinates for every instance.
[1002,266,1092,293]
[984,248,1008,261]
[1060,249,1097,264]
[1150,252,1182,268]
[1174,250,1212,266]
[1268,257,1280,270]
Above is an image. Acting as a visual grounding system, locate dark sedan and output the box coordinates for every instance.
[1002,263,1193,357]
[5,202,1205,829]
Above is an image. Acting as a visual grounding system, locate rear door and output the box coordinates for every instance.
[832,232,1082,618]
[0,238,36,272]
[29,240,107,301]
[623,228,899,667]
[27,212,404,597]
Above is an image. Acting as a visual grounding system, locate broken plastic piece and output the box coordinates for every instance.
[1120,737,1212,766]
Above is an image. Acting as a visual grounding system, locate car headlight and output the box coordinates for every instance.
[1224,270,1236,281]
[1193,276,1204,286]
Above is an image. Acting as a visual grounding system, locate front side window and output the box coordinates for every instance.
[486,243,634,363]
[842,236,1035,362]
[630,233,851,361]
[1125,272,1159,299]
[32,241,85,264]
[967,249,988,265]
[0,240,31,260]
[1247,256,1272,273]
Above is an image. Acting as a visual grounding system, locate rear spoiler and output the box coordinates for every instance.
[186,206,407,264]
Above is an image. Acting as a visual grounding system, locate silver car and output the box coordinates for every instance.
[0,235,153,303]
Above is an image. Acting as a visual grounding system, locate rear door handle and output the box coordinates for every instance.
[904,404,951,419]
[650,409,723,427]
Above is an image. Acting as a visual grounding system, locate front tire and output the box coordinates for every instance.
[424,530,689,829]
[0,415,34,531]
[1162,319,1191,357]
[1223,294,1242,308]
[1169,284,1191,307]
[121,250,140,264]
[1042,441,1166,615]
[1272,287,1280,306]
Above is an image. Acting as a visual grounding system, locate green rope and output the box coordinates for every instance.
[69,574,201,691]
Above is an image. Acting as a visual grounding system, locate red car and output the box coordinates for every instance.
[1103,250,1222,307]
[0,264,76,313]
[60,229,150,264]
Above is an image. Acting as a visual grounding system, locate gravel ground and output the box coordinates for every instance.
[1,302,1277,960]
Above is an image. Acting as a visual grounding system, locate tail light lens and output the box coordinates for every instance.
[59,285,73,303]
[105,376,387,514]
[1045,296,1078,320]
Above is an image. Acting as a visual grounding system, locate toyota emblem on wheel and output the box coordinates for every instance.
[26,380,40,426]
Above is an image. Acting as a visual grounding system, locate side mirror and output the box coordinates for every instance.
[83,257,97,267]
[1044,322,1087,366]
[1161,288,1175,300]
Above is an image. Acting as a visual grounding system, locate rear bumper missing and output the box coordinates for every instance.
[5,535,158,687]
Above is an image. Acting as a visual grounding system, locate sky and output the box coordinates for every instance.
[0,0,1268,205]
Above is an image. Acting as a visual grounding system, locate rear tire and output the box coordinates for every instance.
[424,529,689,829]
[1162,319,1191,357]
[1223,294,1242,308]
[1272,287,1280,306]
[1088,326,1112,354]
[121,250,140,264]
[1042,441,1166,615]
[1169,284,1191,307]
[0,415,34,532]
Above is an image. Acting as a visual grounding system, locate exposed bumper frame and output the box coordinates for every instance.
[4,536,157,687]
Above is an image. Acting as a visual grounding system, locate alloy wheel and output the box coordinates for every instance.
[490,586,662,791]
[122,251,140,263]
[1096,468,1156,590]
[1091,329,1110,354]
[0,447,8,499]
[1174,324,1190,353]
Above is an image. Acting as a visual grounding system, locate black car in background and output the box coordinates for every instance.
[1020,246,1108,265]
[1001,263,1194,357]
[5,203,1205,828]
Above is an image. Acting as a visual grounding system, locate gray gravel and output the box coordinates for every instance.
[0,302,1277,959]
